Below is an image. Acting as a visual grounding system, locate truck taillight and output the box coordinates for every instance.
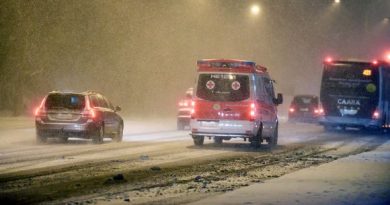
[317,104,325,115]
[372,110,380,120]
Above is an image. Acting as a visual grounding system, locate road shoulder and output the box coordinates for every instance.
[189,139,390,205]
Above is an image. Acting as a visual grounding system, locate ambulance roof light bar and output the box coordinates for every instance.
[197,59,256,68]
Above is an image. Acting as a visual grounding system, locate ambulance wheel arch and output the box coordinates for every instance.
[249,122,264,147]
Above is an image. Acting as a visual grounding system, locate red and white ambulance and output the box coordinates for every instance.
[190,59,283,146]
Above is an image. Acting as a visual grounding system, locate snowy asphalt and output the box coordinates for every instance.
[190,138,390,205]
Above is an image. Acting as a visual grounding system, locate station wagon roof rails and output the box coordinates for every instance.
[84,90,100,94]
[48,90,77,94]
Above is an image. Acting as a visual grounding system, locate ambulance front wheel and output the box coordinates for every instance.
[193,136,204,146]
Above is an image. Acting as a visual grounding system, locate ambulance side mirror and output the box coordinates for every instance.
[273,93,283,105]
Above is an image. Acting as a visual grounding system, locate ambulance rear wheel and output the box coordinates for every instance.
[193,136,204,146]
[214,137,223,145]
[251,124,263,148]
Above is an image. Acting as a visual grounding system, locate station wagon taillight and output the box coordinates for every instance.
[83,97,96,119]
[34,97,47,117]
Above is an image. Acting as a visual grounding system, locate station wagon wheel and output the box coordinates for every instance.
[113,124,123,142]
[93,125,104,144]
[36,130,47,144]
[58,137,68,143]
[193,136,204,146]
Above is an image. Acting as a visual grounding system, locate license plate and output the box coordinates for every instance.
[200,121,219,127]
[300,108,309,112]
[57,113,73,119]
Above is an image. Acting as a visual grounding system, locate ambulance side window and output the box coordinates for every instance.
[263,78,275,103]
[256,77,267,102]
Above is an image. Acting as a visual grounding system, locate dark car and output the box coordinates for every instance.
[288,95,321,123]
[177,88,193,130]
[35,91,123,144]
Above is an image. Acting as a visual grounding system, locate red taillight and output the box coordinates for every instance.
[90,109,96,118]
[190,101,196,118]
[35,97,47,117]
[372,60,378,65]
[34,107,40,116]
[325,57,332,63]
[289,108,295,113]
[178,100,189,107]
[373,110,380,119]
[249,102,256,121]
[314,108,324,114]
[83,97,96,119]
[317,104,325,115]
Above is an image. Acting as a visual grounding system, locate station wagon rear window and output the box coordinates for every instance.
[196,74,250,102]
[45,94,85,110]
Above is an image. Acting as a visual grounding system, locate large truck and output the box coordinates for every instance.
[319,59,390,131]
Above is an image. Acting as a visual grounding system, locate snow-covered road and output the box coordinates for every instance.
[0,117,388,204]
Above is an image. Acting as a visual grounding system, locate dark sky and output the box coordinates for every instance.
[0,0,389,116]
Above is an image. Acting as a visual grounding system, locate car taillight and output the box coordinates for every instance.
[83,97,96,119]
[83,109,96,119]
[325,57,333,63]
[289,107,295,113]
[35,97,47,117]
[314,108,324,114]
[179,100,190,107]
[34,107,40,116]
[249,102,256,121]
